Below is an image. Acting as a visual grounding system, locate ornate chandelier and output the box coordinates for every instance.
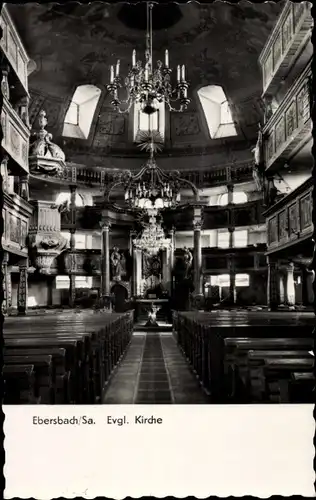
[107,2,190,115]
[124,148,181,210]
[134,210,171,256]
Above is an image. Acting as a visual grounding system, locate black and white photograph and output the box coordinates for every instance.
[2,0,314,408]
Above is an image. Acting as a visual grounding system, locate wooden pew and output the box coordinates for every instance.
[3,311,134,404]
[4,354,54,403]
[174,311,314,402]
[3,364,39,404]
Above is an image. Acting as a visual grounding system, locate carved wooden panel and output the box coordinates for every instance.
[263,50,273,88]
[268,217,278,245]
[282,10,293,53]
[273,32,282,71]
[288,203,298,236]
[1,99,30,174]
[265,132,275,161]
[293,2,306,30]
[285,100,297,138]
[297,81,310,125]
[278,210,288,240]
[275,118,285,152]
[299,192,312,231]
[0,7,29,92]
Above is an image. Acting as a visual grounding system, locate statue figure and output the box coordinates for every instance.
[111,246,126,280]
[183,246,193,278]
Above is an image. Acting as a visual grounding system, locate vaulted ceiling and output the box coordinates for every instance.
[8,1,285,160]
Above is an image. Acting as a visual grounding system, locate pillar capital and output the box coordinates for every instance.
[100,219,111,230]
[193,218,203,231]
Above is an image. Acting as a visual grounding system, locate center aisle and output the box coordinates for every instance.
[103,329,211,404]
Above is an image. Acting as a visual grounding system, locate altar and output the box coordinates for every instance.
[135,298,169,326]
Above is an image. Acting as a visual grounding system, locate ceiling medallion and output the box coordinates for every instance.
[107,2,190,115]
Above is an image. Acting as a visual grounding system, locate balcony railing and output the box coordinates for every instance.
[259,1,312,97]
[0,5,29,93]
[1,96,30,173]
[264,176,313,253]
[2,192,33,256]
[263,64,311,171]
[33,160,254,190]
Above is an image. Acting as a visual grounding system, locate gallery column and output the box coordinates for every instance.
[267,257,279,310]
[193,208,203,296]
[100,218,111,306]
[2,251,12,315]
[130,229,137,296]
[285,262,295,307]
[17,258,28,315]
[168,227,175,295]
[68,185,77,308]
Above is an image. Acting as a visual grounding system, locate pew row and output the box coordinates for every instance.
[3,311,134,404]
[173,311,315,403]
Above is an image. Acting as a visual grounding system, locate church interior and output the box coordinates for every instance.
[1,1,315,405]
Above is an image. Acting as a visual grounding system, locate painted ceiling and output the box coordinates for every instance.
[8,1,286,158]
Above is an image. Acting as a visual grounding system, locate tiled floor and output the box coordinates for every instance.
[103,330,211,404]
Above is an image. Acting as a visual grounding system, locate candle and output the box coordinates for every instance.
[116,60,120,77]
[177,65,180,83]
[144,68,148,81]
[165,49,169,68]
[110,65,114,83]
[132,49,136,67]
[181,65,185,81]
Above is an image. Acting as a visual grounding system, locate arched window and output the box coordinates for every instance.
[197,85,237,139]
[63,85,102,139]
[133,100,165,141]
[55,192,84,207]
[219,191,248,206]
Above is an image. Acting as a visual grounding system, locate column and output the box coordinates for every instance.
[2,251,12,315]
[227,183,234,205]
[17,258,28,315]
[193,218,202,296]
[168,227,175,295]
[228,254,236,305]
[136,250,142,296]
[20,95,30,129]
[1,155,9,192]
[279,273,286,304]
[100,219,111,306]
[267,257,279,310]
[285,262,295,307]
[130,230,137,296]
[68,186,77,308]
[18,174,29,201]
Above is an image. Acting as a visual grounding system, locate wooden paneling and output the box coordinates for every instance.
[1,97,30,174]
[259,1,312,96]
[263,65,311,170]
[0,6,29,93]
[2,194,33,256]
[266,178,313,253]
